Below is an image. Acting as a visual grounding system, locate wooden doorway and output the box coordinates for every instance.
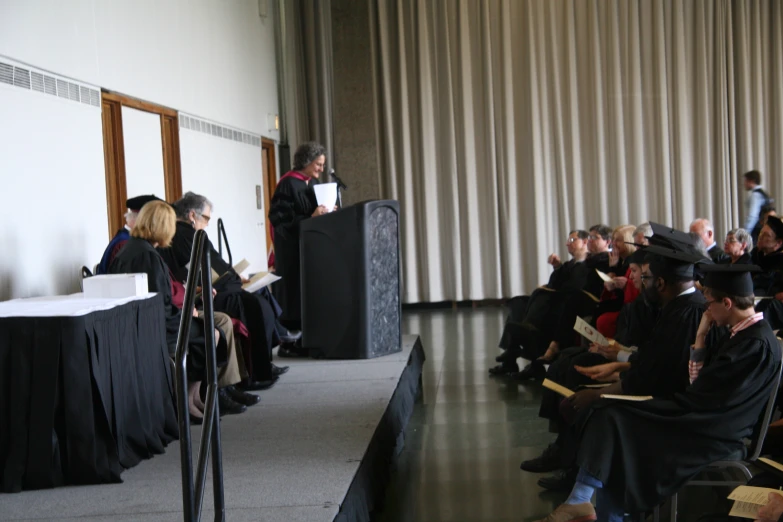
[261,138,277,251]
[101,91,182,236]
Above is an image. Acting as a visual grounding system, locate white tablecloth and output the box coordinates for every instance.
[0,293,158,318]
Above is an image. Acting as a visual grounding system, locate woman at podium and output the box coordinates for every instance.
[269,142,330,352]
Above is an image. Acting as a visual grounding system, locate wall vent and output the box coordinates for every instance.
[0,59,100,107]
[179,113,261,148]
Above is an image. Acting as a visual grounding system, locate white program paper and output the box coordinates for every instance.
[574,316,609,346]
[242,272,282,293]
[314,182,338,211]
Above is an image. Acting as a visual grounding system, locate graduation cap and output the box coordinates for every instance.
[648,222,698,250]
[643,244,705,280]
[765,215,783,240]
[699,263,761,298]
[126,194,163,212]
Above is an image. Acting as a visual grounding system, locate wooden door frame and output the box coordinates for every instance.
[101,91,182,236]
[261,138,277,250]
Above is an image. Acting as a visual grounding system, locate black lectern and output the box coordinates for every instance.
[300,200,402,359]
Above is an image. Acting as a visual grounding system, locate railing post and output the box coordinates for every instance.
[174,229,225,522]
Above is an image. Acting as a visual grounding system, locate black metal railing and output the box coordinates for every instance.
[216,218,232,266]
[174,229,225,522]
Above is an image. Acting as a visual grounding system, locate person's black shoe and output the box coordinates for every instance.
[237,377,277,391]
[277,343,309,358]
[537,467,577,491]
[218,389,247,415]
[271,363,289,376]
[511,362,546,382]
[225,386,262,406]
[489,362,519,376]
[520,443,562,473]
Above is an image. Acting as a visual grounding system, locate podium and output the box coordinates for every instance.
[300,200,402,359]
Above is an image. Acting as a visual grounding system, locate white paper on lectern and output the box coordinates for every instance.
[314,182,338,211]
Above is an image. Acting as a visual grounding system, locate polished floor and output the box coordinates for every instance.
[377,307,733,522]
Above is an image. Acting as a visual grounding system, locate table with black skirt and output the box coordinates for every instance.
[0,292,178,493]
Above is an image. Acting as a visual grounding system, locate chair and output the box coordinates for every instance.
[654,339,783,522]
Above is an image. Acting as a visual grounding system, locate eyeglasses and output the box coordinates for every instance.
[724,238,739,244]
[588,235,602,241]
[200,214,211,223]
[567,237,578,243]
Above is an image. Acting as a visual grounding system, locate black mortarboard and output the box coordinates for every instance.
[648,222,698,251]
[699,263,761,297]
[643,244,705,280]
[765,215,783,240]
[126,194,163,212]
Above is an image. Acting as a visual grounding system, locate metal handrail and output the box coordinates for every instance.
[174,229,225,522]
[216,218,232,266]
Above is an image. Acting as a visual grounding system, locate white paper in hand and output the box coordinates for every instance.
[314,182,338,212]
[573,316,609,346]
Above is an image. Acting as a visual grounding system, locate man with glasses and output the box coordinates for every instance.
[490,229,591,378]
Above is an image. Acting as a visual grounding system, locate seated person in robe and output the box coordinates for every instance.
[690,218,728,263]
[535,263,780,522]
[109,201,228,423]
[97,194,162,274]
[752,216,783,331]
[158,192,288,387]
[521,240,708,490]
[489,229,591,378]
[720,228,753,265]
[752,204,777,247]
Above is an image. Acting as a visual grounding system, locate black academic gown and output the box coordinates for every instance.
[268,175,318,329]
[718,252,752,265]
[620,290,706,397]
[575,320,781,511]
[707,244,729,264]
[539,294,659,423]
[110,237,211,381]
[158,222,276,380]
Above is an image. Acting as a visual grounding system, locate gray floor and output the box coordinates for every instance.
[0,336,421,521]
[377,307,733,522]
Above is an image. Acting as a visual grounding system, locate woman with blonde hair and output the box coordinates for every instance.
[110,200,220,422]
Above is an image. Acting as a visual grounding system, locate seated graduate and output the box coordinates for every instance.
[690,218,728,263]
[489,229,591,378]
[158,192,288,388]
[96,195,162,274]
[720,228,752,264]
[521,236,708,487]
[535,263,781,522]
[109,201,226,422]
[753,216,783,332]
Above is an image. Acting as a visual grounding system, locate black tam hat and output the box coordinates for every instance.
[699,263,760,298]
[126,195,163,212]
[644,244,705,281]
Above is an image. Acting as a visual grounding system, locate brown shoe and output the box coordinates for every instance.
[535,503,596,522]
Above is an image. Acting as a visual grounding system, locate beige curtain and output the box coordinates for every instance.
[372,0,783,303]
[277,0,335,169]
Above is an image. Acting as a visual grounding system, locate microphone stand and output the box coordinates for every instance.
[331,169,348,209]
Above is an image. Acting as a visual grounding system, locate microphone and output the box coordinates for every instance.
[330,168,348,190]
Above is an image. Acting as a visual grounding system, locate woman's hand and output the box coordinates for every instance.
[604,280,616,292]
[192,307,199,318]
[575,362,622,382]
[312,205,329,217]
[609,249,620,267]
[613,277,628,290]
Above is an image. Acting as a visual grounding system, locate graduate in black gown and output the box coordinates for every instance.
[752,216,783,331]
[109,201,223,421]
[535,263,780,522]
[268,142,330,337]
[158,192,287,386]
